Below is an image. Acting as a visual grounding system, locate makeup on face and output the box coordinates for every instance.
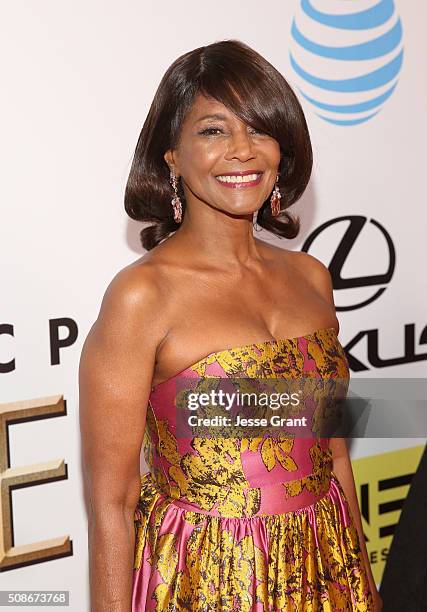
[170,95,280,208]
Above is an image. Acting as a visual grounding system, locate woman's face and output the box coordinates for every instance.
[164,94,281,217]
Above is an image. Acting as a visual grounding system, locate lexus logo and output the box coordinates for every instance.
[302,216,396,311]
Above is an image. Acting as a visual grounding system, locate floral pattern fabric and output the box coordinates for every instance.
[132,327,374,611]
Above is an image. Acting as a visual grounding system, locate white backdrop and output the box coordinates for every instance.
[1,1,426,608]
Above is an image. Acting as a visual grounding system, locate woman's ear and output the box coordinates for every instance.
[164,150,176,174]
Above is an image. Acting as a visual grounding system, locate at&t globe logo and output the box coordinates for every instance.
[290,0,404,125]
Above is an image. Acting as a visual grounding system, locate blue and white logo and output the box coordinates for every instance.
[289,0,404,125]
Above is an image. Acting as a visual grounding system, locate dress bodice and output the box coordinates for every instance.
[141,326,350,519]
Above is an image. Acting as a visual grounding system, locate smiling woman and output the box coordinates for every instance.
[79,39,380,612]
[124,39,313,251]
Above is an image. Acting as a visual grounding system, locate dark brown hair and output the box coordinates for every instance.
[124,39,312,251]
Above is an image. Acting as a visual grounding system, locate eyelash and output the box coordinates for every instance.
[199,127,223,136]
[198,126,264,136]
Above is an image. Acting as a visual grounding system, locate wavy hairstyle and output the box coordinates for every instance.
[124,39,313,251]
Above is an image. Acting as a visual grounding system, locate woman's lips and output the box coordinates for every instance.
[215,172,263,189]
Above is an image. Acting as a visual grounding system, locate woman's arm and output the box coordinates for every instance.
[300,252,382,610]
[79,265,161,612]
[329,438,382,611]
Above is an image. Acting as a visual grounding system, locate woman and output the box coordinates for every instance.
[79,39,382,611]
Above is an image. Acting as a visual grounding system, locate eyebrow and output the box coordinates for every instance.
[195,113,228,123]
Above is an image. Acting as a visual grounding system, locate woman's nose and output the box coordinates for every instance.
[225,129,255,161]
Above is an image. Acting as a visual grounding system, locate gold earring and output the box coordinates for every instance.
[270,173,281,217]
[170,170,182,223]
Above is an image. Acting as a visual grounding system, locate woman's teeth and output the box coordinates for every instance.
[216,173,260,184]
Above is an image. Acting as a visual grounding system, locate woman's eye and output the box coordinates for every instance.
[199,127,223,136]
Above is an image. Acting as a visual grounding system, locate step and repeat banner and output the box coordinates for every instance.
[1,0,426,608]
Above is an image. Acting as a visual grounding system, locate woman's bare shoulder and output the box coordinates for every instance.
[257,242,335,306]
[106,243,177,302]
[95,246,186,353]
[104,259,160,308]
[282,249,330,278]
[285,250,336,308]
[92,254,170,347]
[255,238,328,275]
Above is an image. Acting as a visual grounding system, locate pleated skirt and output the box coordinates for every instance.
[132,471,374,611]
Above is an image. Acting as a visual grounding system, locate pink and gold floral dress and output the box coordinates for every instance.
[132,326,374,611]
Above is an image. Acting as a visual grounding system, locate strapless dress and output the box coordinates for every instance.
[131,326,374,611]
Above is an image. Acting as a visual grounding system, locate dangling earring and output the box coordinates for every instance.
[170,170,182,223]
[270,173,282,217]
